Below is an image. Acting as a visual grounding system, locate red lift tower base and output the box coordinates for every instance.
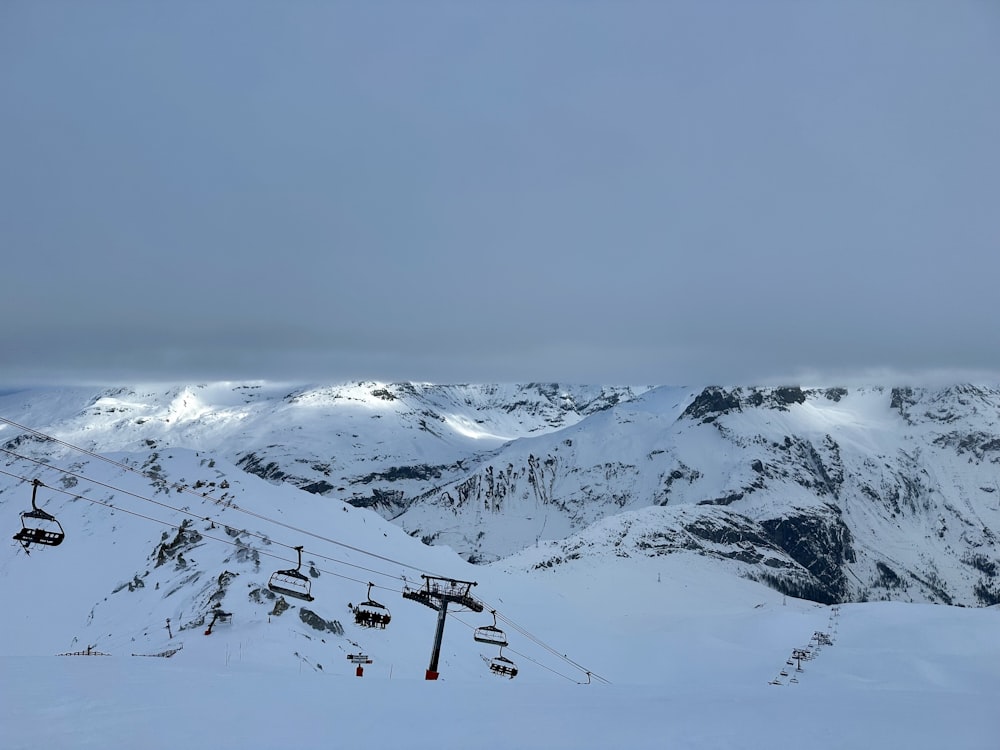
[347,653,372,678]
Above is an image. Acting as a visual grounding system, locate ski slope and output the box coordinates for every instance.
[2,581,997,749]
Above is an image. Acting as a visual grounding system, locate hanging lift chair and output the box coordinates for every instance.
[488,646,518,679]
[267,545,314,601]
[473,610,508,647]
[354,582,391,629]
[13,479,65,549]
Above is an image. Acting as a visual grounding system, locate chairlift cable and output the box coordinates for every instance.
[0,416,437,577]
[0,444,404,584]
[446,611,580,684]
[0,466,372,587]
[1,418,610,681]
[477,602,612,684]
[0,418,459,581]
[448,607,606,684]
[3,460,607,682]
[502,646,579,683]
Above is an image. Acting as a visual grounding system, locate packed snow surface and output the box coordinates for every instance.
[2,586,997,749]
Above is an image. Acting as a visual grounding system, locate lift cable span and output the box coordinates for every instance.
[0,467,371,588]
[445,610,586,684]
[1,463,604,683]
[0,444,403,586]
[0,422,608,683]
[2,452,606,683]
[480,602,612,685]
[0,416,436,577]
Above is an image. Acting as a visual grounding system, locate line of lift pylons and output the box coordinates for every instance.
[13,478,517,678]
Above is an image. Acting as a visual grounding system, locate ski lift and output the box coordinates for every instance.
[267,545,314,602]
[474,610,508,647]
[488,646,518,679]
[204,608,233,635]
[354,582,391,629]
[13,479,65,550]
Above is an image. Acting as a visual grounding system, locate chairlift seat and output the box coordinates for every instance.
[489,655,518,679]
[354,582,391,628]
[474,625,508,647]
[14,509,65,547]
[268,569,314,601]
[474,610,507,647]
[267,545,314,601]
[355,600,391,628]
[13,481,65,548]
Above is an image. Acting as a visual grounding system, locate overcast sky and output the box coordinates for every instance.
[2,1,998,388]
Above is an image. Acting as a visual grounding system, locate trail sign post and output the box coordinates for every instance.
[347,653,372,677]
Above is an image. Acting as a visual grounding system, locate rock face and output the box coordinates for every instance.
[395,385,1000,606]
[757,506,855,604]
[221,382,650,515]
[298,608,344,636]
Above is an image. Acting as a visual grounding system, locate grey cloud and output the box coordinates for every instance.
[2,1,998,386]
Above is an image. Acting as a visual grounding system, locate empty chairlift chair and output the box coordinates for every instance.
[267,545,314,602]
[474,610,508,648]
[354,582,391,629]
[13,479,65,550]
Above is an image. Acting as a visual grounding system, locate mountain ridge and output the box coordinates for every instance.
[3,381,999,609]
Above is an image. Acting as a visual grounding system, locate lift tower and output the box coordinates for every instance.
[403,575,483,680]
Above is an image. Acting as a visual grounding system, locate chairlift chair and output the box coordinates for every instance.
[488,646,518,679]
[474,610,508,647]
[354,582,391,629]
[267,545,314,601]
[13,479,65,549]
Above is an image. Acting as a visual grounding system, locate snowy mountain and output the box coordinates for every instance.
[0,381,643,511]
[3,381,1000,611]
[2,381,999,748]
[399,384,1000,607]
